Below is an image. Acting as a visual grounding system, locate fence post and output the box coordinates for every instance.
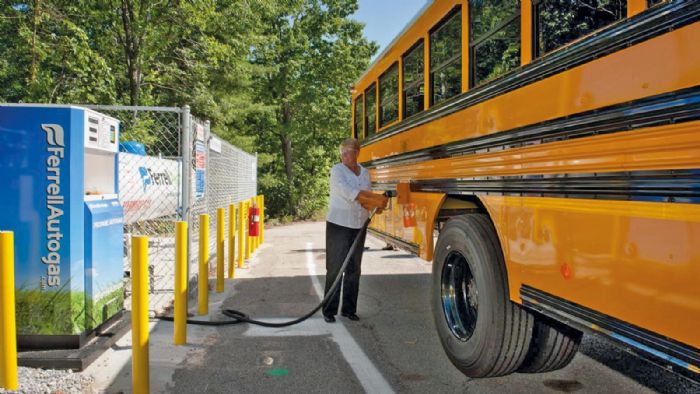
[216,208,224,293]
[228,204,235,278]
[0,232,18,391]
[174,222,187,345]
[132,236,150,394]
[181,105,192,282]
[198,214,209,315]
[237,201,245,268]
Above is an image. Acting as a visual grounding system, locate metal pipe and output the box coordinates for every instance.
[198,214,209,315]
[181,105,192,283]
[174,222,187,345]
[238,201,245,268]
[255,196,261,251]
[228,204,235,279]
[0,232,18,391]
[245,200,252,260]
[260,195,265,245]
[216,208,225,293]
[131,236,150,394]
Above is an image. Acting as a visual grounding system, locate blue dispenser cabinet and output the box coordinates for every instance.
[0,104,124,349]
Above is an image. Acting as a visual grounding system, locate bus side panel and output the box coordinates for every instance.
[369,192,445,261]
[482,195,700,349]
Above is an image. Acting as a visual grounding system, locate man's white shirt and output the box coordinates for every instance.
[326,163,371,229]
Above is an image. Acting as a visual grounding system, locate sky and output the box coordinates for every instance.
[353,0,430,61]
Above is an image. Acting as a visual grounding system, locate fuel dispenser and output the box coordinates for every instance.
[0,104,124,349]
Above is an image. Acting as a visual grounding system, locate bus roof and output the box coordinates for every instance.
[354,0,435,87]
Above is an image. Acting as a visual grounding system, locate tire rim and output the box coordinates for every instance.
[441,251,478,341]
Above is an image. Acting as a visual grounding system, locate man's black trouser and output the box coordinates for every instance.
[322,221,367,317]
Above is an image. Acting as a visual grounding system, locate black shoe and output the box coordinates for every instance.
[341,313,360,321]
[323,315,335,323]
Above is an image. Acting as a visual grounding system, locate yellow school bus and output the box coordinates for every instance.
[351,0,700,378]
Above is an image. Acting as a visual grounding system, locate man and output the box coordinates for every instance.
[323,138,387,323]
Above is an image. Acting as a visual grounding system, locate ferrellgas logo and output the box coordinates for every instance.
[139,166,173,193]
[42,124,65,147]
[41,123,65,288]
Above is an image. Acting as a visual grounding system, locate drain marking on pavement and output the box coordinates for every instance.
[266,368,289,377]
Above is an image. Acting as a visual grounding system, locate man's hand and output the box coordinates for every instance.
[356,190,389,212]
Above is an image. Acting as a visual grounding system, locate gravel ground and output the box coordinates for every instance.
[0,367,94,394]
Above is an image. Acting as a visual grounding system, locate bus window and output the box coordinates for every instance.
[379,63,399,128]
[469,0,520,87]
[403,40,425,119]
[534,0,626,58]
[430,7,462,106]
[354,94,364,140]
[648,0,664,7]
[365,83,377,137]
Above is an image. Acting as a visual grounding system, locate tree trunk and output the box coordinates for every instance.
[280,134,296,217]
[30,0,41,82]
[120,0,141,106]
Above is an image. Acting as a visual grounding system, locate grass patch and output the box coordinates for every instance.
[86,285,125,330]
[15,285,87,335]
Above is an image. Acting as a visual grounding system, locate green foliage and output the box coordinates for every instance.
[15,286,87,335]
[246,0,377,218]
[0,0,377,221]
[0,2,115,103]
[537,0,626,56]
[86,285,124,330]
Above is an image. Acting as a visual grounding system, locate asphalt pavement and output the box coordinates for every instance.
[87,221,700,393]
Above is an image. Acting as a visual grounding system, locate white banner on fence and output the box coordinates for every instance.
[119,152,181,224]
[209,136,222,153]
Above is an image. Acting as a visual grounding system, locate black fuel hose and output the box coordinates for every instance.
[158,207,379,328]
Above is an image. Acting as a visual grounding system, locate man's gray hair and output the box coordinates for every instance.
[339,138,361,154]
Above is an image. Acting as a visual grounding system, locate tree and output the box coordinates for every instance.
[0,0,378,221]
[0,1,115,103]
[248,0,377,218]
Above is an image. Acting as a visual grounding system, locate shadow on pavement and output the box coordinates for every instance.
[100,272,699,394]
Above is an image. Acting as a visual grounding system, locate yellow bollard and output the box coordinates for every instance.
[228,204,235,278]
[256,196,262,250]
[245,200,252,260]
[174,222,187,345]
[216,208,225,293]
[260,195,265,245]
[0,232,18,391]
[252,199,257,254]
[252,196,259,252]
[198,214,209,315]
[132,236,150,394]
[237,201,245,268]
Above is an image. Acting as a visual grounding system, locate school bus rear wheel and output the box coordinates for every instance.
[432,214,534,377]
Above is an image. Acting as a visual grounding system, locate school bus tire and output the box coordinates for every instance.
[432,214,534,377]
[517,315,582,373]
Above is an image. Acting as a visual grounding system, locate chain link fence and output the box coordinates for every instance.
[84,105,257,314]
[190,122,257,287]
